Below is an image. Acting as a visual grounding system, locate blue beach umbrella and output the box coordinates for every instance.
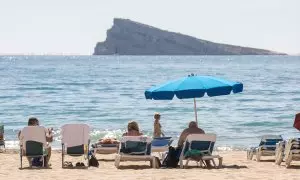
[145,74,243,123]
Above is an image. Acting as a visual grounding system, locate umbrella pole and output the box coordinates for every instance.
[194,98,198,124]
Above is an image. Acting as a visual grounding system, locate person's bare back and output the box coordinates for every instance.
[177,121,205,147]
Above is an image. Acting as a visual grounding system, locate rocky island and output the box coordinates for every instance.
[93,18,285,55]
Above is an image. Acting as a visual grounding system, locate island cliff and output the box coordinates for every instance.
[93,18,285,55]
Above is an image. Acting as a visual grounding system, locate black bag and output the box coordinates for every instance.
[89,155,99,167]
[162,146,181,168]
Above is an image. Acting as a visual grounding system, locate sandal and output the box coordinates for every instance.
[64,161,73,167]
[75,162,81,167]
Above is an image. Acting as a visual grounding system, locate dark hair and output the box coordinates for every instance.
[189,121,198,128]
[28,117,39,126]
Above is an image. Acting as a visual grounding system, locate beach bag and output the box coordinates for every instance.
[32,157,43,167]
[162,146,181,168]
[89,155,99,167]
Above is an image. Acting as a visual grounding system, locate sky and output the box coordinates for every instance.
[0,0,299,55]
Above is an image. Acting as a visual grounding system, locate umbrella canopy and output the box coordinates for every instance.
[145,74,243,100]
[145,74,243,123]
[294,113,300,131]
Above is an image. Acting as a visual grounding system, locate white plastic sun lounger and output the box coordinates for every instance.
[179,134,222,168]
[247,135,283,162]
[19,126,49,169]
[61,124,90,168]
[275,138,300,167]
[114,136,156,168]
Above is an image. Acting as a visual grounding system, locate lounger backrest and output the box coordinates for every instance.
[61,124,90,148]
[120,136,152,155]
[0,125,4,141]
[0,125,4,146]
[0,125,4,135]
[183,134,216,155]
[19,126,47,151]
[259,135,283,146]
[290,138,300,149]
[152,137,172,146]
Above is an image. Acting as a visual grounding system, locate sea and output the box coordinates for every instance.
[0,55,299,150]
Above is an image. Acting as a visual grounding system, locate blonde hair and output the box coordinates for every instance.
[154,112,161,120]
[128,121,140,132]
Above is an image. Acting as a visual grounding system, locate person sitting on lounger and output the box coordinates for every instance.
[18,117,53,166]
[178,121,212,167]
[123,121,143,136]
[177,121,205,148]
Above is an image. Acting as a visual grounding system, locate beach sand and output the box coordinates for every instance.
[0,150,299,180]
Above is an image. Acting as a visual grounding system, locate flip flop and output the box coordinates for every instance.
[64,161,73,167]
[75,162,81,167]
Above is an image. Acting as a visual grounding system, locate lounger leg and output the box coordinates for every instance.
[20,151,22,169]
[247,150,252,160]
[285,153,292,168]
[211,159,216,167]
[29,158,32,168]
[199,160,203,167]
[62,144,64,168]
[275,149,283,165]
[185,159,189,168]
[218,157,223,168]
[152,157,156,168]
[87,141,90,167]
[179,156,184,169]
[249,151,254,160]
[115,155,121,168]
[256,149,261,162]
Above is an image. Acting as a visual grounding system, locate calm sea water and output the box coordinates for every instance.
[0,55,299,150]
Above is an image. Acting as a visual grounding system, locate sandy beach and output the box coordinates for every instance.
[0,150,299,180]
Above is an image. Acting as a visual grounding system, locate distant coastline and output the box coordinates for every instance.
[93,18,286,56]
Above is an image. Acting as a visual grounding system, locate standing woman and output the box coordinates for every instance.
[153,113,165,138]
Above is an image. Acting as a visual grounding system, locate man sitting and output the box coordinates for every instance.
[178,121,212,167]
[177,121,205,148]
[18,117,53,167]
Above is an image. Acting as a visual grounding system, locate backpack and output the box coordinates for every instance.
[89,155,99,167]
[162,146,181,168]
[32,157,43,167]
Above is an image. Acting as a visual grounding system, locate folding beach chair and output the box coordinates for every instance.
[0,125,5,151]
[247,135,283,162]
[19,126,49,169]
[114,136,156,168]
[61,124,90,168]
[275,138,300,167]
[179,134,223,168]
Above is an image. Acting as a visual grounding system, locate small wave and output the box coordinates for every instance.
[237,98,255,102]
[291,97,300,101]
[240,121,285,127]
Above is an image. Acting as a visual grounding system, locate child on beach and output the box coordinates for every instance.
[153,113,165,138]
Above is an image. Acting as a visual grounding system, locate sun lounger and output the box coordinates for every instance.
[275,138,300,167]
[61,124,90,168]
[247,135,283,162]
[19,126,49,169]
[93,144,118,154]
[0,125,5,151]
[114,136,156,168]
[151,137,173,159]
[179,133,222,168]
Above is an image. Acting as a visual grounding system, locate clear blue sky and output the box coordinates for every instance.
[0,0,299,55]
